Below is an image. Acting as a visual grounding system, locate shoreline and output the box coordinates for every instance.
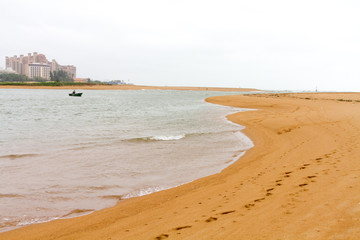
[2,92,360,239]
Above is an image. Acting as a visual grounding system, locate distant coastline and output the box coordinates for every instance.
[0,84,259,92]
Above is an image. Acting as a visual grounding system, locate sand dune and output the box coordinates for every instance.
[2,92,360,239]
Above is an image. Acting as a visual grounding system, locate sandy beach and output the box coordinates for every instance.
[2,92,360,239]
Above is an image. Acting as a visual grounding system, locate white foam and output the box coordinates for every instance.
[149,134,185,141]
[17,217,59,227]
[233,131,254,149]
[122,186,168,199]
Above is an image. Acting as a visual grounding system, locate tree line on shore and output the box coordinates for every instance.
[0,70,104,86]
[0,70,73,83]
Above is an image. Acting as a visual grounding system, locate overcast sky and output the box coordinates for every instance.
[1,0,360,91]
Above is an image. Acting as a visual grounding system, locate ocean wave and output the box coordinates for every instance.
[16,216,61,228]
[0,218,19,229]
[0,216,60,232]
[0,193,24,198]
[0,154,39,160]
[88,185,120,191]
[122,186,168,199]
[101,195,123,201]
[62,209,94,218]
[127,134,186,142]
[149,135,185,141]
[125,130,244,143]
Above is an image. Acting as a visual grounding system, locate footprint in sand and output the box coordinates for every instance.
[307,176,317,182]
[220,210,236,215]
[244,203,255,209]
[254,198,265,203]
[205,217,218,222]
[155,233,169,239]
[173,226,192,231]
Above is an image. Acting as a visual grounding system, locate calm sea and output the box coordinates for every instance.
[0,89,253,232]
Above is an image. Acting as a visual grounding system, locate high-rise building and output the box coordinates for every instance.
[28,63,50,79]
[5,52,76,80]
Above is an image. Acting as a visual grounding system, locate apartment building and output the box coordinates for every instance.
[5,52,76,80]
[28,63,51,79]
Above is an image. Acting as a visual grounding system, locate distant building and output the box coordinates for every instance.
[0,67,15,73]
[107,80,127,85]
[5,52,76,80]
[28,63,50,79]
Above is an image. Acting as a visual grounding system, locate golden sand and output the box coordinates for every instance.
[2,92,360,239]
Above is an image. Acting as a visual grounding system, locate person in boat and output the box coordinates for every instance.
[72,90,76,94]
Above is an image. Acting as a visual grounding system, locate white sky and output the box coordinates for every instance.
[1,0,360,91]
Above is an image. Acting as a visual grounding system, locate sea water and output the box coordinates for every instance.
[0,89,253,232]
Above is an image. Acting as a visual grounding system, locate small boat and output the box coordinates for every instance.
[69,92,83,97]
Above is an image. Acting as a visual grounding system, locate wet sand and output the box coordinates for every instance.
[2,92,360,239]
